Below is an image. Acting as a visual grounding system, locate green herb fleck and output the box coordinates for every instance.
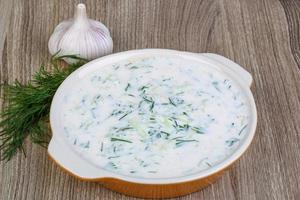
[117,127,134,132]
[149,101,155,112]
[100,142,103,152]
[111,110,123,116]
[192,127,205,134]
[226,138,239,147]
[83,141,90,148]
[179,124,190,131]
[107,162,118,169]
[171,136,184,140]
[205,162,212,167]
[160,131,170,137]
[139,85,149,91]
[183,112,189,116]
[171,119,179,128]
[138,100,144,108]
[212,81,221,92]
[143,96,153,103]
[176,139,198,146]
[162,78,171,82]
[111,138,132,143]
[238,124,248,135]
[125,83,131,91]
[176,91,184,95]
[118,112,132,120]
[168,97,177,106]
[124,62,132,66]
[108,156,120,159]
[113,65,120,70]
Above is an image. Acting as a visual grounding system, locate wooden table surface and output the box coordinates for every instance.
[1,0,300,199]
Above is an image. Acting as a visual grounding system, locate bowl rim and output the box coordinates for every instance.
[49,48,257,184]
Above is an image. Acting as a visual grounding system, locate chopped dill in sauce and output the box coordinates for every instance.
[61,55,250,178]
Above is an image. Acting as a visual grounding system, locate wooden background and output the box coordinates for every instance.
[0,0,300,199]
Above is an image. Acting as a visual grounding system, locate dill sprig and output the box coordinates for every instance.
[0,54,87,161]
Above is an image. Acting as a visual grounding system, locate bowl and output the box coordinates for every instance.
[48,49,257,199]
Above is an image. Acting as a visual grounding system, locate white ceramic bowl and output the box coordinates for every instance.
[48,49,257,198]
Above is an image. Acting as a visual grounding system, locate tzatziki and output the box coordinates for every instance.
[60,55,250,178]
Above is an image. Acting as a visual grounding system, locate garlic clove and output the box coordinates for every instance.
[48,20,73,56]
[48,4,113,63]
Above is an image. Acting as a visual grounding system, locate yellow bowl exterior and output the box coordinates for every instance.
[48,153,231,199]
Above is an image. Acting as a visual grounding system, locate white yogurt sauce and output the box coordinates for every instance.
[61,55,250,178]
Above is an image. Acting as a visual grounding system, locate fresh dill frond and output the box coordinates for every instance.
[0,54,87,161]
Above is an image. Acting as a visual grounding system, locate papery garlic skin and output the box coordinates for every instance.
[48,4,113,63]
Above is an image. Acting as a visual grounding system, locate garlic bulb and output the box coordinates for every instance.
[48,3,113,63]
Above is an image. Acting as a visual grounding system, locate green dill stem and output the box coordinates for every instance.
[160,131,170,137]
[111,137,132,143]
[175,139,198,145]
[108,156,120,159]
[205,162,212,167]
[117,127,133,132]
[142,96,153,103]
[226,138,239,147]
[171,136,184,140]
[238,124,248,135]
[118,111,132,120]
[149,101,155,112]
[100,142,104,152]
[139,85,149,91]
[125,83,131,91]
[118,113,128,120]
[176,139,198,142]
[168,97,177,106]
[192,127,205,134]
[183,112,189,116]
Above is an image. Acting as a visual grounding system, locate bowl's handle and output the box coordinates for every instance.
[201,53,253,87]
[48,137,111,180]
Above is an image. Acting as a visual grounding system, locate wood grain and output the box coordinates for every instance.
[0,0,299,199]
